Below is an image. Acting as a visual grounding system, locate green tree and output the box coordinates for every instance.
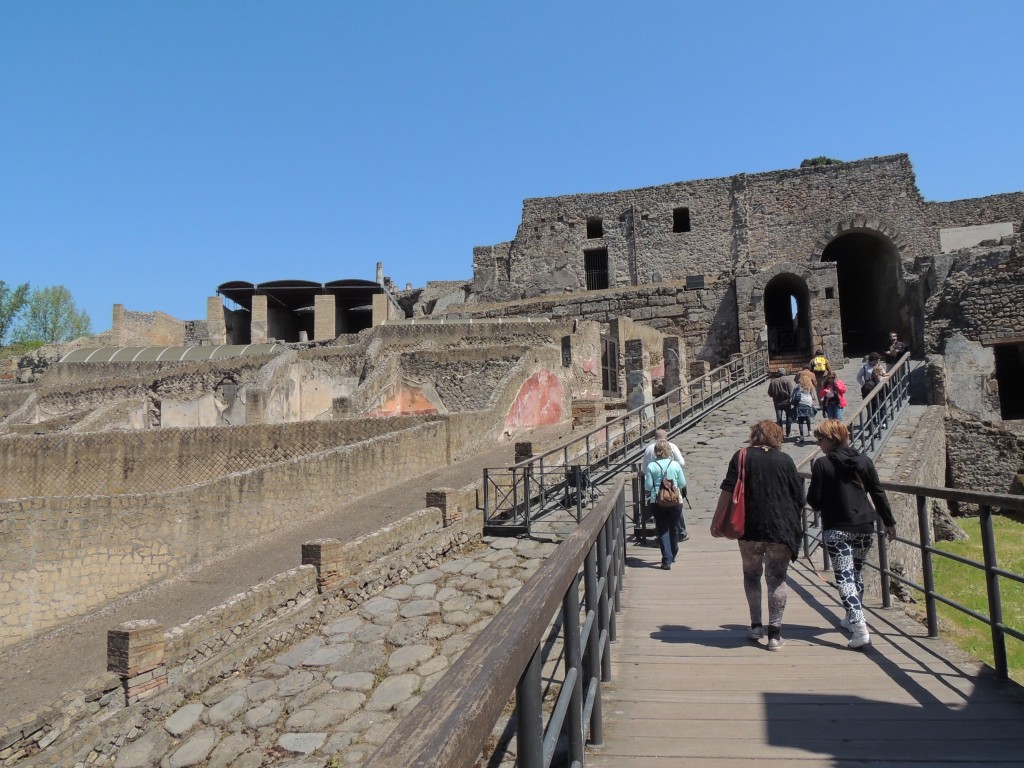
[0,280,30,345]
[12,285,92,344]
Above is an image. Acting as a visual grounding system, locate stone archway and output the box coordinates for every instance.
[763,273,812,358]
[814,216,906,356]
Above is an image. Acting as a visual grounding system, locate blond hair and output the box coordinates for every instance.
[813,418,850,447]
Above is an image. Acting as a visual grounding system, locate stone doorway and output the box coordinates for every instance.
[764,273,812,359]
[821,231,902,356]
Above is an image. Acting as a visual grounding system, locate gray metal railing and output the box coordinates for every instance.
[362,480,628,768]
[484,347,769,535]
[793,353,1024,680]
[869,481,1022,681]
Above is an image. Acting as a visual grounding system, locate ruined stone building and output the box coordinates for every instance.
[1,151,1023,653]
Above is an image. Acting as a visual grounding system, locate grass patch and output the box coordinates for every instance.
[929,515,1024,684]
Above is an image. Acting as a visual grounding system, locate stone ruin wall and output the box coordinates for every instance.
[924,236,1024,508]
[444,279,730,364]
[0,419,457,650]
[0,416,444,500]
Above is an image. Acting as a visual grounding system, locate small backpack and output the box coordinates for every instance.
[655,462,682,508]
[812,356,828,374]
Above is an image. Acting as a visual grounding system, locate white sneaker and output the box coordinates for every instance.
[848,622,871,649]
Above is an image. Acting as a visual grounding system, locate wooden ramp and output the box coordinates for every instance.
[588,525,1024,767]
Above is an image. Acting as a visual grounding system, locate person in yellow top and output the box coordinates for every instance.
[808,349,831,388]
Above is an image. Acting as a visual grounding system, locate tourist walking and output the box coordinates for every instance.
[713,420,804,650]
[642,429,688,541]
[767,367,796,437]
[791,372,819,443]
[856,353,881,390]
[807,419,897,649]
[644,440,687,570]
[809,349,831,388]
[818,370,847,420]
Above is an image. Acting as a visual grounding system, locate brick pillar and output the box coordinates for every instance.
[112,304,125,346]
[302,539,346,592]
[206,297,226,345]
[663,336,681,404]
[107,620,167,704]
[333,396,352,419]
[245,386,265,425]
[314,294,337,341]
[514,442,533,464]
[624,339,647,412]
[426,486,477,527]
[371,293,389,327]
[250,295,268,343]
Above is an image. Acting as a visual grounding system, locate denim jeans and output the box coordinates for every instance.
[774,404,793,435]
[652,505,683,565]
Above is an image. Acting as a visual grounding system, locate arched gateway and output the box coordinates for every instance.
[815,216,907,356]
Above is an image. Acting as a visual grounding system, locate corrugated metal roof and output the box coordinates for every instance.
[59,344,285,364]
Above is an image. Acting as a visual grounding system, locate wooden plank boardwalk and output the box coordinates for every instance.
[587,520,1024,767]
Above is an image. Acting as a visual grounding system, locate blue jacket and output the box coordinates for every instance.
[645,458,686,505]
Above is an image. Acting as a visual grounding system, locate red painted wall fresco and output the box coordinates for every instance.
[505,370,564,427]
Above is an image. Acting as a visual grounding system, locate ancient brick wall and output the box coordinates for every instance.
[945,418,1024,514]
[445,278,735,364]
[925,192,1024,232]
[0,416,443,499]
[0,420,452,649]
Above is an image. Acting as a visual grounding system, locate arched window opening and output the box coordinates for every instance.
[764,274,812,359]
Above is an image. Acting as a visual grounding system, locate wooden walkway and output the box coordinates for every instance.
[587,520,1024,767]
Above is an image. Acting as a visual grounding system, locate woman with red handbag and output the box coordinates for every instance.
[713,421,804,650]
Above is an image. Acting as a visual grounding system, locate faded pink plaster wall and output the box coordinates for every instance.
[368,386,439,418]
[505,369,564,427]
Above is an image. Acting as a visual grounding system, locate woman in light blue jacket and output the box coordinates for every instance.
[644,440,687,570]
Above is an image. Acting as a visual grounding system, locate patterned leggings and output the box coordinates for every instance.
[738,541,792,629]
[824,529,874,625]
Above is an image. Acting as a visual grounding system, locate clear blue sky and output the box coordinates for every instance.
[2,1,1022,334]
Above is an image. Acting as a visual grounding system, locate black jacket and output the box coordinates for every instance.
[807,446,895,532]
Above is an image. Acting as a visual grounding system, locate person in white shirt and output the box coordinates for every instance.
[642,429,688,540]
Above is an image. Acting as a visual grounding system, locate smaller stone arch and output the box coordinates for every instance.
[736,262,843,364]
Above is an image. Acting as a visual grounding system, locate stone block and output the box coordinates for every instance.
[302,539,347,592]
[107,620,165,678]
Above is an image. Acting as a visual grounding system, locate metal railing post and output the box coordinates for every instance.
[597,527,612,681]
[516,645,544,768]
[877,518,892,609]
[583,546,604,746]
[918,494,939,639]
[979,504,1008,680]
[562,575,585,766]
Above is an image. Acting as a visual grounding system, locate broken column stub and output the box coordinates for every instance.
[106,619,167,704]
[302,538,346,592]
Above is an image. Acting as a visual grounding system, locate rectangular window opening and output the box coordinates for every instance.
[584,248,609,291]
[673,207,691,233]
[586,217,604,239]
[993,342,1024,420]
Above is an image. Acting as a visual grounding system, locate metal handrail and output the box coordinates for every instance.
[484,347,769,534]
[871,481,1023,680]
[362,480,628,768]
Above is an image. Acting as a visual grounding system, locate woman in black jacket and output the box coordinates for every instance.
[807,419,896,649]
[715,420,804,651]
